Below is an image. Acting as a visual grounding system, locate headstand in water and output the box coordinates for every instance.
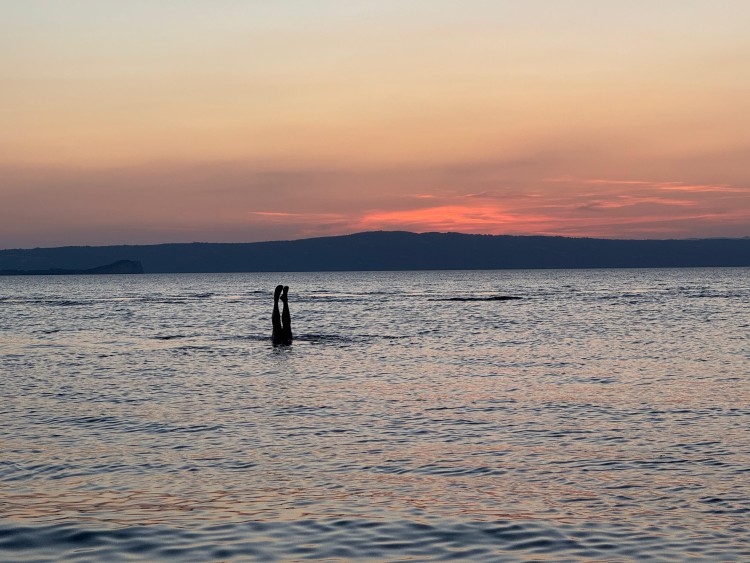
[272,284,293,346]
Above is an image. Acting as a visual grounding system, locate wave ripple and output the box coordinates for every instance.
[2,268,750,561]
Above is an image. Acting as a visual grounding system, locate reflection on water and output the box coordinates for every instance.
[1,269,749,560]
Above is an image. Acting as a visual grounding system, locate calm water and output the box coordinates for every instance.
[1,269,749,561]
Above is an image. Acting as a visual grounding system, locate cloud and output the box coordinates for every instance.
[557,177,747,194]
[657,183,747,193]
[576,196,696,210]
[355,205,558,234]
[582,179,655,186]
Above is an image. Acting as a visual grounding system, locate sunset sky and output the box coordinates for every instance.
[2,1,749,248]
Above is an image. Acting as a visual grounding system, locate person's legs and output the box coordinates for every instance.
[272,284,284,345]
[281,285,293,343]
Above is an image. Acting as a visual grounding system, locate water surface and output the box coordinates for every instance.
[1,269,749,560]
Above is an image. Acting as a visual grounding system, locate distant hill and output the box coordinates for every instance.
[0,260,143,276]
[0,231,749,273]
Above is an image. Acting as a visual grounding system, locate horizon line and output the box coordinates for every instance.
[3,229,750,252]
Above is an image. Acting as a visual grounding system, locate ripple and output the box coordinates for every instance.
[1,518,749,561]
[430,295,523,302]
[2,269,749,561]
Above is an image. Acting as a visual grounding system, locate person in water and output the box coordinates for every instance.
[272,284,293,346]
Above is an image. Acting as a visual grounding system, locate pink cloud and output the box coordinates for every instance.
[353,205,558,234]
[578,196,696,209]
[552,177,747,194]
[656,183,746,193]
[582,179,655,186]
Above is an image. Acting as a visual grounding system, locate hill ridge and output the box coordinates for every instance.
[1,231,748,273]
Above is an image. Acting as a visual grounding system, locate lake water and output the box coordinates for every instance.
[1,269,749,561]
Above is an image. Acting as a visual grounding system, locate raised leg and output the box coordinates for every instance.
[272,284,284,345]
[281,285,293,343]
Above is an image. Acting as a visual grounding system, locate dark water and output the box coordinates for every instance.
[1,269,749,561]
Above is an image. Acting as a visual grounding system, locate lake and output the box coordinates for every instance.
[1,269,749,560]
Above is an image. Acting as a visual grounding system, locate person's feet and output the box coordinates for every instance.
[274,284,283,302]
[281,285,289,304]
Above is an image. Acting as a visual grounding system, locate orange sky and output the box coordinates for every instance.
[2,1,749,247]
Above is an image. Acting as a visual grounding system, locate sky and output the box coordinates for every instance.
[2,1,750,248]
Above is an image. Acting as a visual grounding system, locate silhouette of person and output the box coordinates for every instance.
[272,284,293,346]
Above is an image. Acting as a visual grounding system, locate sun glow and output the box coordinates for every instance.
[2,1,750,246]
